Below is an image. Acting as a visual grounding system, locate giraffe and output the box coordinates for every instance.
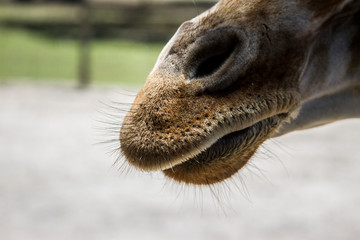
[120,0,360,185]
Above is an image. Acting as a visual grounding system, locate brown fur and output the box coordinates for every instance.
[120,0,360,185]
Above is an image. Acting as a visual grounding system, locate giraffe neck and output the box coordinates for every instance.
[299,2,360,102]
[275,2,360,136]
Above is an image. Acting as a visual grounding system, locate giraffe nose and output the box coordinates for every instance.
[185,28,246,92]
[190,33,238,79]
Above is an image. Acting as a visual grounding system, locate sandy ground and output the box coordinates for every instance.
[0,83,360,240]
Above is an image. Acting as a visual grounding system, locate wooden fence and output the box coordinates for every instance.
[82,1,216,87]
[0,0,216,87]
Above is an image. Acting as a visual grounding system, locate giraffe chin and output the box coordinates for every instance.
[163,114,286,185]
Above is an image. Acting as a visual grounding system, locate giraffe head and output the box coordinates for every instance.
[120,0,356,185]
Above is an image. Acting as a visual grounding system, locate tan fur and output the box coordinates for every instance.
[120,0,360,185]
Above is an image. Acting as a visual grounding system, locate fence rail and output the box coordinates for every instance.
[0,1,215,41]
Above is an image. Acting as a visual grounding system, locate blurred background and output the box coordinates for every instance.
[1,1,360,240]
[0,0,215,87]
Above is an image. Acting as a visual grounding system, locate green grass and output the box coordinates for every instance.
[0,27,163,86]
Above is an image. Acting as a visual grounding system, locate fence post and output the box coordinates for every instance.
[78,0,92,88]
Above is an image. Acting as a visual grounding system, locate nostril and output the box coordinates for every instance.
[188,30,240,80]
[193,43,237,79]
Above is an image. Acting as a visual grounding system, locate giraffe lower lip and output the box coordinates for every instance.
[169,113,287,168]
[170,122,256,168]
[162,113,288,185]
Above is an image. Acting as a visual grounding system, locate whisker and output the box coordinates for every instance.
[192,0,200,15]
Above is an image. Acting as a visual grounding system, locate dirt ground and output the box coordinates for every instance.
[1,83,359,240]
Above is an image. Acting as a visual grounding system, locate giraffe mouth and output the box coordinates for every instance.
[120,87,301,185]
[162,113,289,185]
